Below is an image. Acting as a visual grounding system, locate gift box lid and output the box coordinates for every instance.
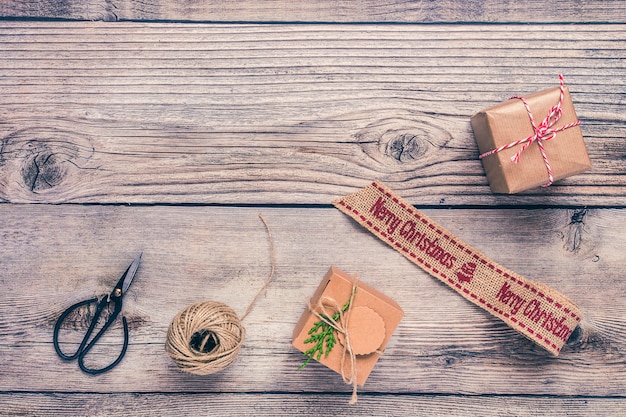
[471,85,591,194]
[292,266,404,386]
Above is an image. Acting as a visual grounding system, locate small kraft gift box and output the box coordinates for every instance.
[292,266,403,386]
[471,75,591,194]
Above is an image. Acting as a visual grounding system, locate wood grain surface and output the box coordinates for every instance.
[2,393,625,417]
[0,23,624,206]
[1,393,625,417]
[1,2,625,416]
[1,0,625,23]
[1,207,625,398]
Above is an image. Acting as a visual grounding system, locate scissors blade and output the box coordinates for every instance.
[120,253,142,294]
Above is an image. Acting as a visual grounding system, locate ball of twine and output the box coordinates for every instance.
[165,214,275,376]
[165,301,246,375]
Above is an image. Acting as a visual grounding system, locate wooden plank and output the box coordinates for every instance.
[0,393,624,417]
[0,0,625,23]
[0,23,624,206]
[1,205,624,395]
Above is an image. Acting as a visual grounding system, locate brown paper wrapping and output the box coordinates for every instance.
[471,85,591,194]
[292,267,403,386]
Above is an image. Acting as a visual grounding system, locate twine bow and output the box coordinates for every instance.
[308,279,359,404]
[479,74,581,187]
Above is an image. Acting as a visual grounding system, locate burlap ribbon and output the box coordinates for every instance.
[333,181,582,355]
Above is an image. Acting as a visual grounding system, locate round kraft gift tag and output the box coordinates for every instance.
[338,306,386,355]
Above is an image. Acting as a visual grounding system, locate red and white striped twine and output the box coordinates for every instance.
[479,75,581,187]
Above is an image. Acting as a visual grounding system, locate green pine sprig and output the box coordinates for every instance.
[298,288,355,370]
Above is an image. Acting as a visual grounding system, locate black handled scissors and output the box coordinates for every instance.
[53,254,142,375]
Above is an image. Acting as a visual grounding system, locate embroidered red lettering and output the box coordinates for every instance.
[524,299,542,320]
[495,282,527,315]
[334,182,583,355]
[552,317,571,342]
[369,196,402,234]
[399,220,420,244]
[371,197,455,270]
[523,299,571,342]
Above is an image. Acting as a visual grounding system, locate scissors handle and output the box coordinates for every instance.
[53,297,99,360]
[78,316,129,375]
[53,296,129,374]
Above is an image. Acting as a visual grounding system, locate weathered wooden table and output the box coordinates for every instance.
[1,1,625,416]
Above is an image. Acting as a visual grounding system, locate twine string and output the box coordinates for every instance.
[165,213,276,375]
[307,276,359,404]
[165,300,246,375]
[479,74,581,187]
[241,213,276,321]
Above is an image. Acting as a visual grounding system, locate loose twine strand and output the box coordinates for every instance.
[241,214,275,321]
[165,213,276,375]
[307,276,360,404]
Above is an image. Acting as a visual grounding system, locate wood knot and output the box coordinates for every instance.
[354,112,454,167]
[56,301,109,330]
[562,208,588,253]
[567,325,583,344]
[565,320,619,354]
[0,127,94,201]
[385,134,424,162]
[22,149,65,192]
